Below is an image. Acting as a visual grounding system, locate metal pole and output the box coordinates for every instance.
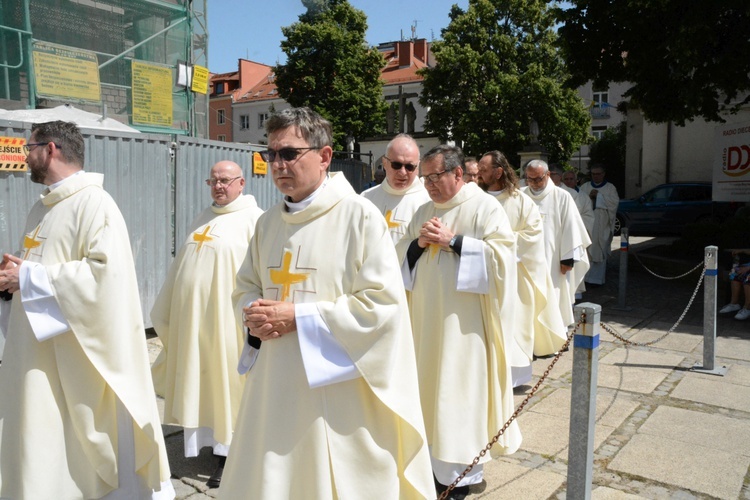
[692,245,727,376]
[616,228,630,310]
[566,302,600,500]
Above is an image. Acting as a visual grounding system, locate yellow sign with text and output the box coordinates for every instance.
[131,60,173,127]
[191,65,209,94]
[0,137,28,172]
[32,42,101,103]
[253,152,268,175]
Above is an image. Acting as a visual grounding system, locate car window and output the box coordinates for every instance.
[644,186,672,203]
[675,185,710,202]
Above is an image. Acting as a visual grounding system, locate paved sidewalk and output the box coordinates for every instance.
[152,237,750,499]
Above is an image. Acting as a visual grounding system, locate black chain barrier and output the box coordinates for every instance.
[437,316,585,500]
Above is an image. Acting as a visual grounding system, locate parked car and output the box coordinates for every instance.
[615,182,738,236]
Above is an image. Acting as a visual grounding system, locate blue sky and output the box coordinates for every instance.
[207,0,470,73]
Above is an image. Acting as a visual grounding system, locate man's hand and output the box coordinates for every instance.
[243,299,296,341]
[0,254,22,293]
[589,188,598,200]
[560,263,573,275]
[419,217,454,248]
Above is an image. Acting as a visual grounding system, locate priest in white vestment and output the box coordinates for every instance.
[396,145,521,499]
[0,121,174,499]
[479,152,567,365]
[579,164,620,284]
[151,161,263,488]
[223,108,435,499]
[361,133,430,245]
[523,160,591,328]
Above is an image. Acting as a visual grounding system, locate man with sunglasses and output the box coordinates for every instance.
[0,121,173,498]
[361,133,430,245]
[150,160,263,488]
[223,108,434,499]
[522,159,591,328]
[396,144,521,499]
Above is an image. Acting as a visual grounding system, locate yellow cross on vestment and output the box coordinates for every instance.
[192,226,213,253]
[429,243,441,259]
[23,226,43,258]
[270,251,309,301]
[384,210,400,229]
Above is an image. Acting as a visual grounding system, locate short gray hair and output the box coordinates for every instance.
[525,159,548,173]
[422,144,464,172]
[265,107,332,148]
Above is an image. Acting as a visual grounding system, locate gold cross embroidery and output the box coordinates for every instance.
[270,251,309,301]
[23,226,43,258]
[384,210,401,229]
[192,226,214,253]
[429,243,441,259]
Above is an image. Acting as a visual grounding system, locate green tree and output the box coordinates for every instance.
[588,121,626,189]
[274,0,387,149]
[558,0,750,125]
[419,0,590,164]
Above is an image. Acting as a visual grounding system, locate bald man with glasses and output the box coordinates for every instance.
[150,160,263,488]
[362,133,430,245]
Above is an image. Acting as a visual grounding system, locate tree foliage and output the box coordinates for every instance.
[274,0,387,149]
[558,0,750,125]
[418,0,590,164]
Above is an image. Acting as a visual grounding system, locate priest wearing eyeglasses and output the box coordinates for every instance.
[395,144,521,499]
[361,133,430,245]
[222,108,435,499]
[150,160,263,488]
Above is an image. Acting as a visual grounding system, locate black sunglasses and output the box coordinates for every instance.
[260,147,319,163]
[384,156,418,172]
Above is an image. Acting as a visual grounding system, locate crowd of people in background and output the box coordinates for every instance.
[0,111,626,500]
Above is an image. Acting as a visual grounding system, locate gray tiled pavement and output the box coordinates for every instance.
[152,236,750,499]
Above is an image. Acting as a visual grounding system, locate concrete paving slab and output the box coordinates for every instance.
[671,375,750,413]
[516,411,615,460]
[531,353,573,380]
[608,434,749,499]
[637,405,750,457]
[625,327,703,353]
[529,387,639,429]
[478,460,564,499]
[715,336,750,361]
[596,363,671,394]
[599,347,685,369]
[592,486,649,499]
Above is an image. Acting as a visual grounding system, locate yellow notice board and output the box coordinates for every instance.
[0,137,28,172]
[131,60,173,127]
[253,152,268,175]
[32,42,101,103]
[191,65,209,94]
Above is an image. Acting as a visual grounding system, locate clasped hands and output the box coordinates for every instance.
[0,254,22,293]
[243,299,296,341]
[417,217,454,249]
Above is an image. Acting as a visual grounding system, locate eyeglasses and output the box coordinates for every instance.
[206,176,242,187]
[384,156,418,172]
[23,142,58,154]
[420,170,448,184]
[525,174,548,184]
[260,147,319,163]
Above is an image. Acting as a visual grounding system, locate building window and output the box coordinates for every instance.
[591,86,610,118]
[240,114,250,130]
[592,126,608,140]
[258,112,269,129]
[217,109,225,125]
[217,135,226,142]
[215,82,225,95]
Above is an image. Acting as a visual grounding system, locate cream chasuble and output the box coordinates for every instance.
[395,182,522,465]
[523,183,591,326]
[579,181,619,283]
[361,176,431,245]
[151,194,263,454]
[0,173,172,499]
[223,172,434,499]
[494,190,567,358]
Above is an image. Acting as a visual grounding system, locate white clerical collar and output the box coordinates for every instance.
[529,185,546,195]
[48,170,85,191]
[487,188,505,196]
[284,177,328,213]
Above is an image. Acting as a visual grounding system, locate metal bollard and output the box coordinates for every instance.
[615,228,631,310]
[566,303,600,500]
[691,245,727,376]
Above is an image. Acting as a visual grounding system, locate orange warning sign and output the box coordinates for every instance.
[0,137,27,172]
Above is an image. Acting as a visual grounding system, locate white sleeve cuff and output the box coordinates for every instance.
[401,254,416,291]
[456,236,489,294]
[237,335,260,375]
[296,302,360,389]
[19,261,70,341]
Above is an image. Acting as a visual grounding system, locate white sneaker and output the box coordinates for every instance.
[735,308,750,321]
[719,303,741,314]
